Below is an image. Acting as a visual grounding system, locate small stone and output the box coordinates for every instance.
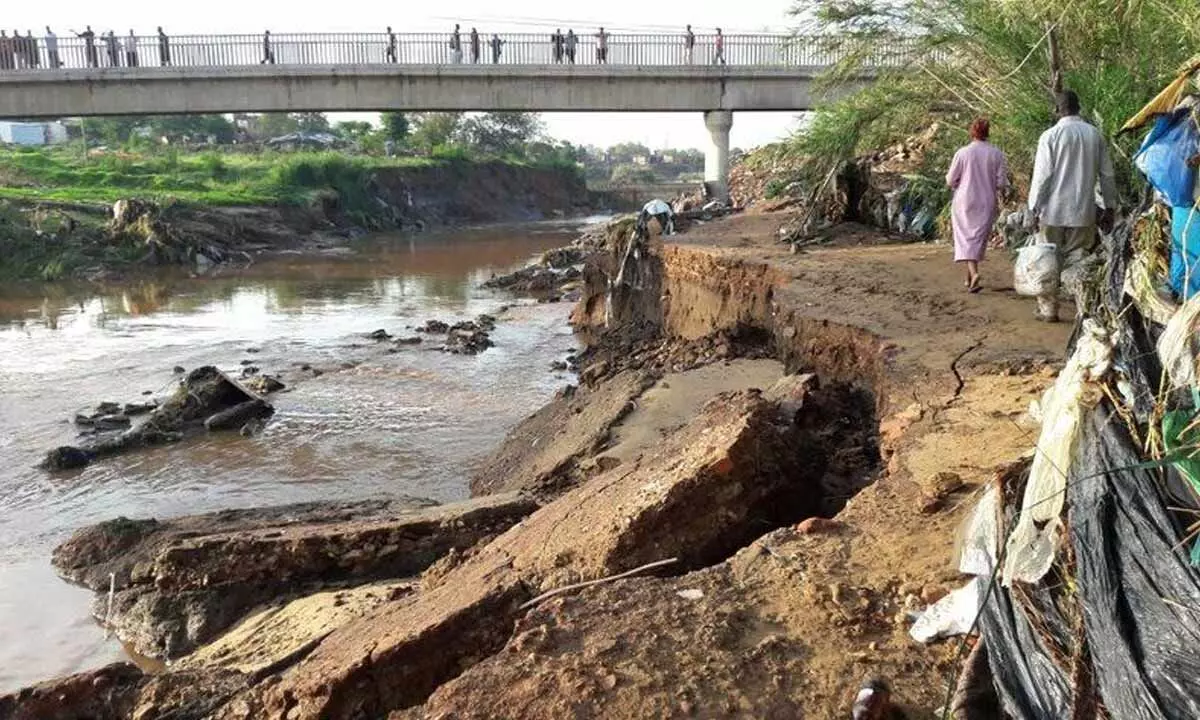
[245,347,261,354]
[829,583,844,605]
[676,588,704,600]
[366,329,391,341]
[796,517,844,534]
[868,641,879,651]
[602,674,618,690]
[929,471,964,499]
[172,366,186,374]
[921,585,948,605]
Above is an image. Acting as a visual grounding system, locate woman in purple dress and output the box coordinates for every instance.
[946,118,1009,292]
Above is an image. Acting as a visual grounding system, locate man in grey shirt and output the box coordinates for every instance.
[1028,90,1118,322]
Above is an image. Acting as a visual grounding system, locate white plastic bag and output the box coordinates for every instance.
[1013,236,1059,297]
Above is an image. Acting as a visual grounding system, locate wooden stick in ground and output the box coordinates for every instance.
[519,558,679,610]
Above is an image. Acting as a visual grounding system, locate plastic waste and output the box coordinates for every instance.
[1001,319,1111,586]
[909,577,983,643]
[1170,205,1200,300]
[1133,109,1200,208]
[1013,237,1059,297]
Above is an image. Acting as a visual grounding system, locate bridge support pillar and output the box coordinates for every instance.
[703,110,733,202]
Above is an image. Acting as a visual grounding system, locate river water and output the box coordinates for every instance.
[0,220,592,693]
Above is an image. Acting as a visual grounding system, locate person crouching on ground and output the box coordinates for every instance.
[946,117,1008,293]
[1027,90,1117,322]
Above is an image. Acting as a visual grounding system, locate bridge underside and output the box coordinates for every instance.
[0,65,856,117]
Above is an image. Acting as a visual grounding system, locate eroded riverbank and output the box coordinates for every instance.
[3,210,1076,718]
[0,221,589,693]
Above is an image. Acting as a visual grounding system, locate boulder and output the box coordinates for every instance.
[204,399,274,432]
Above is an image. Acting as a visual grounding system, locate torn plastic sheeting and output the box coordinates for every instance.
[1170,205,1200,300]
[1069,407,1200,718]
[1133,109,1200,209]
[1155,293,1200,390]
[909,577,983,643]
[1001,320,1111,587]
[958,485,999,577]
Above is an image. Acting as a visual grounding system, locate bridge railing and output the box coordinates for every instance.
[4,32,932,71]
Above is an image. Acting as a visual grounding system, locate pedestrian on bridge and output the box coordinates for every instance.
[124,30,138,67]
[449,24,462,64]
[104,31,120,67]
[0,32,12,71]
[470,28,480,64]
[490,33,505,64]
[386,27,397,63]
[684,25,695,64]
[26,31,40,68]
[45,27,60,68]
[74,26,98,68]
[947,117,1008,293]
[551,29,563,63]
[11,29,28,69]
[596,27,609,64]
[713,28,725,65]
[261,30,275,64]
[565,29,577,64]
[157,27,170,66]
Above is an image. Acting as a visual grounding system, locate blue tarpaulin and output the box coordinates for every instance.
[1135,109,1200,208]
[1170,205,1200,299]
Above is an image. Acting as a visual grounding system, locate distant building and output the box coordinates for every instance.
[0,120,69,146]
[631,154,650,166]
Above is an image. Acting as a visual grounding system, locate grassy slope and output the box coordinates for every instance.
[0,147,441,206]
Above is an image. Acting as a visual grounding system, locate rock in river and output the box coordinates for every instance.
[204,399,273,432]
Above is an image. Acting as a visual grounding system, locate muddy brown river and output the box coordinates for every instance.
[0,220,596,693]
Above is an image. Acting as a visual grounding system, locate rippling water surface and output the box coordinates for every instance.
[0,221,591,692]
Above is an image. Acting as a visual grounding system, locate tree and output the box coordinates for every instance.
[607,142,652,164]
[292,112,331,134]
[610,163,659,186]
[409,112,465,153]
[144,115,236,144]
[380,112,411,144]
[246,113,300,139]
[457,112,544,157]
[335,121,374,142]
[79,117,142,146]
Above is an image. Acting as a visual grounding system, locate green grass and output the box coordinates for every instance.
[0,147,444,207]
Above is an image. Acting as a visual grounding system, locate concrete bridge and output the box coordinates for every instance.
[0,31,910,197]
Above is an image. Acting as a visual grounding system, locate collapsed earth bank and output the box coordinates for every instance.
[2,214,1068,718]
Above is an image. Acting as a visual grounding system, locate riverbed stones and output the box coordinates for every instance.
[53,493,537,660]
[221,390,817,719]
[204,399,273,432]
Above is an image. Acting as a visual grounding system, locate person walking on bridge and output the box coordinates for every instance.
[713,28,725,65]
[469,28,480,64]
[565,29,577,64]
[124,30,138,67]
[75,26,97,68]
[684,25,695,64]
[104,31,120,67]
[1027,89,1117,322]
[261,30,275,64]
[386,26,396,63]
[157,27,170,66]
[490,33,505,64]
[0,32,12,71]
[551,29,563,63]
[25,31,40,68]
[45,27,60,68]
[448,24,462,64]
[12,29,28,68]
[595,27,609,64]
[946,117,1008,293]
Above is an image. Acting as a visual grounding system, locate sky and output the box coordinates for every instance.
[5,0,808,150]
